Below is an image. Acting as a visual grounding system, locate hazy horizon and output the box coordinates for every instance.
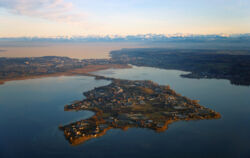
[0,42,148,59]
[1,0,250,37]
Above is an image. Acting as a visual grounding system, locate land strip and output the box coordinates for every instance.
[111,48,250,86]
[0,56,131,84]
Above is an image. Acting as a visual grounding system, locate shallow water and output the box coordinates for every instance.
[0,66,250,158]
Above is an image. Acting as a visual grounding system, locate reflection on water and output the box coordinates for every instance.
[0,42,145,59]
[0,76,110,157]
[0,66,250,158]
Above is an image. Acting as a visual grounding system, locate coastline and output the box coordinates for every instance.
[0,64,132,85]
[61,78,221,145]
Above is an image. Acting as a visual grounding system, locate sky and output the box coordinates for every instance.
[0,0,250,37]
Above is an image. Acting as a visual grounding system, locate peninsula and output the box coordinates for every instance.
[2,48,250,86]
[111,48,250,86]
[60,77,221,145]
[0,55,221,146]
[0,56,130,85]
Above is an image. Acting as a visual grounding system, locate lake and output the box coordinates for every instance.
[2,41,249,59]
[0,66,250,158]
[0,42,146,59]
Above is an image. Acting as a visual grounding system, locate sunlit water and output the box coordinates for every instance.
[0,42,146,59]
[0,66,250,158]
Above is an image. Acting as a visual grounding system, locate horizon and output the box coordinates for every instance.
[1,33,250,39]
[1,1,250,157]
[1,0,250,37]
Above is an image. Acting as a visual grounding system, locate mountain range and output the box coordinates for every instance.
[1,34,250,42]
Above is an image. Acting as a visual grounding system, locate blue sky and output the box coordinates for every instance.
[0,0,250,37]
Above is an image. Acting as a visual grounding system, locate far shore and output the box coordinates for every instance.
[0,64,131,85]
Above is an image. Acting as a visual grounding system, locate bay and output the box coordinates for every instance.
[0,66,250,158]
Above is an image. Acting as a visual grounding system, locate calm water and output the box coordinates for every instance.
[0,42,146,59]
[1,41,250,59]
[1,66,250,158]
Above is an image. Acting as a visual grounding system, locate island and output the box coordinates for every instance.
[60,76,221,145]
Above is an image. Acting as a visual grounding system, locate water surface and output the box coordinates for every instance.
[0,42,145,59]
[0,66,250,158]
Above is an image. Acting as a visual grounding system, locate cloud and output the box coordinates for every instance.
[0,0,86,24]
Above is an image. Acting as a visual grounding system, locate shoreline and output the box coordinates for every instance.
[0,64,132,85]
[61,78,221,145]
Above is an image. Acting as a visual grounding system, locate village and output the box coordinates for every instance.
[60,77,221,145]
